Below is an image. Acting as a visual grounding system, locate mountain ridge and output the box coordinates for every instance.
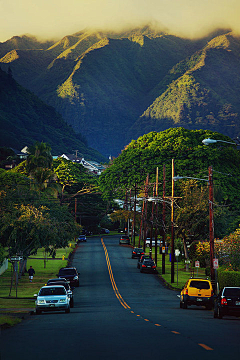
[0,26,239,156]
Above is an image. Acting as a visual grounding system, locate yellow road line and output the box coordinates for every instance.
[101,239,131,310]
[198,343,213,351]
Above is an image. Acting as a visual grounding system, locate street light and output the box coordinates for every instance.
[174,166,215,290]
[202,138,236,146]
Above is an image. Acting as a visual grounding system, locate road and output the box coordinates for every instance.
[1,235,240,360]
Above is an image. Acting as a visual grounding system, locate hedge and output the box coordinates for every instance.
[217,269,240,289]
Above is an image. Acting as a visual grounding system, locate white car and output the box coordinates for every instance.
[35,285,70,314]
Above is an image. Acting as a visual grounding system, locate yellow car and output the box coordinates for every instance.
[180,278,213,309]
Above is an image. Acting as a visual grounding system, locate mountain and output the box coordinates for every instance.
[130,32,240,139]
[0,27,239,156]
[0,66,106,162]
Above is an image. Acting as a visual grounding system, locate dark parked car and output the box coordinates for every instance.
[137,254,152,269]
[132,248,144,259]
[47,279,74,308]
[140,259,157,273]
[77,235,87,243]
[58,267,80,287]
[119,235,130,245]
[214,287,240,318]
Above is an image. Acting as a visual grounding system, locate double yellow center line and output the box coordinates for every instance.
[101,238,131,310]
[101,238,213,352]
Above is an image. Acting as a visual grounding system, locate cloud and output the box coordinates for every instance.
[0,0,239,42]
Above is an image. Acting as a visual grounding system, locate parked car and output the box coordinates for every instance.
[132,248,144,259]
[58,267,80,287]
[180,278,213,309]
[35,285,70,314]
[47,279,74,308]
[137,254,152,269]
[145,238,161,247]
[77,235,87,243]
[214,287,240,318]
[100,228,110,234]
[119,235,130,245]
[140,259,157,273]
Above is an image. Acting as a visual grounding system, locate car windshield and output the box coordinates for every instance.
[223,288,240,296]
[59,269,76,275]
[189,281,210,289]
[39,287,66,296]
[48,282,70,290]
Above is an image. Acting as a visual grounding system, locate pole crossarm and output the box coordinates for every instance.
[173,175,208,183]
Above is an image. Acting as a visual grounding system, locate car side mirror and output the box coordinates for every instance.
[34,294,37,297]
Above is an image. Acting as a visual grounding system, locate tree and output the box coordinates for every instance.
[26,141,53,172]
[99,127,240,237]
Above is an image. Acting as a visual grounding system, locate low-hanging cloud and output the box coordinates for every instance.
[0,0,239,42]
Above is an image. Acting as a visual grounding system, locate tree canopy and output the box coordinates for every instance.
[99,127,240,237]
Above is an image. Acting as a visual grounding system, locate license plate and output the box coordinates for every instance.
[236,301,240,305]
[49,304,55,307]
[197,298,202,301]
[147,266,151,268]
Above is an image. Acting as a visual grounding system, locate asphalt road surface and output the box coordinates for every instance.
[1,235,240,360]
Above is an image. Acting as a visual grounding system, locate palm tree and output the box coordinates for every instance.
[26,142,58,194]
[26,141,53,174]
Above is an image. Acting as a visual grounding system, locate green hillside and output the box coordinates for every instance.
[0,27,239,156]
[0,67,106,161]
[131,32,240,139]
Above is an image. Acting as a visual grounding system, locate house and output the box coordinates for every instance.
[59,154,106,175]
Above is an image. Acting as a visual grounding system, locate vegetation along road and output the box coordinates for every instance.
[1,235,240,360]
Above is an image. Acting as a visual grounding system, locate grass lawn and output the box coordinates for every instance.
[0,245,74,313]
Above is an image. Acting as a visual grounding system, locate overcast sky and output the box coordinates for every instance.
[0,0,239,42]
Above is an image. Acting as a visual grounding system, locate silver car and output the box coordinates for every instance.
[35,285,70,314]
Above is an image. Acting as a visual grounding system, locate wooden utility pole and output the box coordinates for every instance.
[162,164,166,274]
[154,167,159,265]
[209,165,215,289]
[171,159,175,283]
[138,174,149,249]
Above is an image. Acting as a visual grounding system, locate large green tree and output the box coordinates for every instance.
[99,127,240,236]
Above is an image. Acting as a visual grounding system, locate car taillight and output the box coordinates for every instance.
[141,252,144,254]
[211,290,213,296]
[133,252,136,254]
[185,289,188,295]
[221,297,228,305]
[152,265,156,268]
[142,264,146,267]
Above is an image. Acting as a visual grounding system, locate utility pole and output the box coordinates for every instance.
[149,183,155,259]
[171,159,175,283]
[138,174,149,249]
[162,164,166,274]
[132,182,137,247]
[75,198,77,222]
[154,167,159,266]
[209,165,215,289]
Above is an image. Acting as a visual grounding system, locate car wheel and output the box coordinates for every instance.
[70,299,74,308]
[180,302,183,308]
[65,307,70,313]
[36,309,42,315]
[183,300,188,309]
